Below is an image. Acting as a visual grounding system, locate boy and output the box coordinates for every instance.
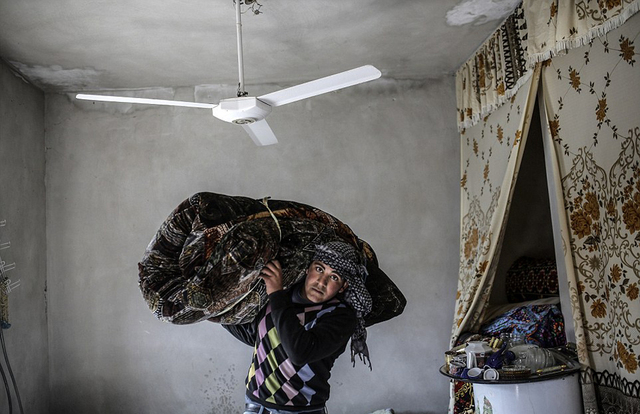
[224,241,372,414]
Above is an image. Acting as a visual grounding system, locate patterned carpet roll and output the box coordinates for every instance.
[138,192,406,326]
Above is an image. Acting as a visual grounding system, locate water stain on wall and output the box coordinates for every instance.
[9,61,103,91]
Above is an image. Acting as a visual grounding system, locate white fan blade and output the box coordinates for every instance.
[258,65,382,107]
[76,94,217,109]
[241,119,278,146]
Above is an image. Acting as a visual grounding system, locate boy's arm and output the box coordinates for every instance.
[222,321,257,347]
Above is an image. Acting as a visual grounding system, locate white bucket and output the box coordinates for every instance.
[472,373,582,414]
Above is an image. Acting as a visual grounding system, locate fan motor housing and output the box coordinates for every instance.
[211,97,272,124]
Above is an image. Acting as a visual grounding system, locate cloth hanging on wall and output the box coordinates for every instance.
[457,0,640,132]
[456,2,530,131]
[525,0,640,65]
[452,1,640,413]
[540,12,640,414]
[452,67,540,345]
[138,192,406,326]
[449,68,540,414]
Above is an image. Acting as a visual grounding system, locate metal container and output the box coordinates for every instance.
[472,372,582,414]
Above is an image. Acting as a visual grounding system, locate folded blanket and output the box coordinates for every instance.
[138,192,406,326]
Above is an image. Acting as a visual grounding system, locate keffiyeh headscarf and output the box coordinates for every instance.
[313,241,373,369]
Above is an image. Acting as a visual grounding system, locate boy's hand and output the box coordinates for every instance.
[259,260,283,295]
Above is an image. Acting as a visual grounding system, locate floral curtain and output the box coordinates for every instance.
[540,11,640,414]
[452,67,541,345]
[457,0,640,133]
[452,1,640,413]
[525,0,640,64]
[450,64,540,414]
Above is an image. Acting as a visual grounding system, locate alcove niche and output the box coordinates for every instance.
[487,99,575,343]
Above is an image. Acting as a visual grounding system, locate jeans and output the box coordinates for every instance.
[243,396,328,414]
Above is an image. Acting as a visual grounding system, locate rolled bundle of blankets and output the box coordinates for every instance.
[138,192,405,326]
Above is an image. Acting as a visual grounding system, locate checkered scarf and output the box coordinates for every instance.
[313,242,373,369]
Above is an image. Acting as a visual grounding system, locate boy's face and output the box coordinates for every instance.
[302,260,349,303]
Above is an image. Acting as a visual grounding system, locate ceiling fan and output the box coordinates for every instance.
[76,1,382,146]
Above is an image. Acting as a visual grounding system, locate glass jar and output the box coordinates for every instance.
[510,345,556,372]
[502,332,525,349]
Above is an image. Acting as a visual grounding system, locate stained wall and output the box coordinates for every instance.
[0,61,49,412]
[43,77,460,414]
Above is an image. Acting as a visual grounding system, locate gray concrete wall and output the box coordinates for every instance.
[0,60,49,412]
[44,77,460,414]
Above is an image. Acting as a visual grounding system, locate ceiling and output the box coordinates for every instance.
[0,0,518,93]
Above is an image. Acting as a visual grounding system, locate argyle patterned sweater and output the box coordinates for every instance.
[224,285,357,411]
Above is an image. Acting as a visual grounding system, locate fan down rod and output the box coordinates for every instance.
[235,0,246,96]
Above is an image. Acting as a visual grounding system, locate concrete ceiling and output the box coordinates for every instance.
[0,0,518,93]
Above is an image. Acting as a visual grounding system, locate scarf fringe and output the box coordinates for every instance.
[351,342,372,371]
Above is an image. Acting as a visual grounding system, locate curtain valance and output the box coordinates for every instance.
[526,0,640,64]
[456,0,640,131]
[456,3,530,131]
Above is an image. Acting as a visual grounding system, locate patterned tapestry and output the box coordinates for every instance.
[456,2,530,131]
[525,0,640,64]
[540,11,640,414]
[457,0,640,133]
[452,67,540,346]
[450,64,541,414]
[452,2,640,414]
